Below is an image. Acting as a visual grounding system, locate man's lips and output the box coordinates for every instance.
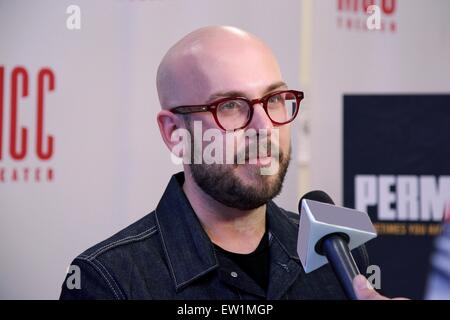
[241,144,275,159]
[254,156,273,166]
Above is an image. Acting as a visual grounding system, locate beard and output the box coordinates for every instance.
[185,121,291,210]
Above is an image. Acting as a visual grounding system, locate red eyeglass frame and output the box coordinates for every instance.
[169,90,304,131]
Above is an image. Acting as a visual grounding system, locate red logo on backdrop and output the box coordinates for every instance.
[336,0,397,33]
[0,66,55,183]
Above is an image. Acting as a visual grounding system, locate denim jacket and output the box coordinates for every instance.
[60,172,369,300]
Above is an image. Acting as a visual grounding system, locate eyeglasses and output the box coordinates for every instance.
[170,90,304,131]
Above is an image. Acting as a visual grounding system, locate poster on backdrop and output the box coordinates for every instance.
[343,95,450,299]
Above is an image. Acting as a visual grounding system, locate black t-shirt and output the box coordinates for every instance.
[213,231,269,291]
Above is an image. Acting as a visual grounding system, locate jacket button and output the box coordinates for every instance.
[230,271,238,278]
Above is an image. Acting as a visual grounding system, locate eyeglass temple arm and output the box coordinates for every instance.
[171,106,209,114]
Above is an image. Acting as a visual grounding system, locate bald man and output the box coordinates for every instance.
[60,26,383,300]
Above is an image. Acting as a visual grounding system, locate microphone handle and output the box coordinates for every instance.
[321,234,361,300]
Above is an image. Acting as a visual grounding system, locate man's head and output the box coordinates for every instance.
[156,26,294,210]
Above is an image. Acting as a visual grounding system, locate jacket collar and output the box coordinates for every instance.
[155,172,219,292]
[266,201,300,262]
[155,172,300,294]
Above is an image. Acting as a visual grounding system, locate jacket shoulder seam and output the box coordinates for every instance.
[80,225,158,261]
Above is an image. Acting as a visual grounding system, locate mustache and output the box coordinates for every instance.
[233,136,280,162]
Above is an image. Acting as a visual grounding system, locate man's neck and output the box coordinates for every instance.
[182,170,266,254]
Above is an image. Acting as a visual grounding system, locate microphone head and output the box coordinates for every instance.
[299,190,335,212]
[297,191,377,273]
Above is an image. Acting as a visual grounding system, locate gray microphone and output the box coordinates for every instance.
[297,191,377,300]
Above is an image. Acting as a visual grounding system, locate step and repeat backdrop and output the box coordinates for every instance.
[1,0,449,299]
[0,0,301,299]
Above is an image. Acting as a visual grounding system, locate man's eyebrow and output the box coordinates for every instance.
[207,81,288,102]
[264,81,288,93]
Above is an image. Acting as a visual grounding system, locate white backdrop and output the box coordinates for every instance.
[300,0,450,203]
[0,0,301,299]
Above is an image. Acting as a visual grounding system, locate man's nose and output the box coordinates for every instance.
[247,103,273,131]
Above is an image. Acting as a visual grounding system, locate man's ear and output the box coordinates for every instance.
[157,110,187,158]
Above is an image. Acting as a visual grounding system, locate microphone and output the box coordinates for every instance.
[297,190,377,300]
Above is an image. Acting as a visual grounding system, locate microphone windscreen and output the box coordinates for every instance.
[299,190,335,213]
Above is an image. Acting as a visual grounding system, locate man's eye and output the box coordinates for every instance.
[220,101,240,111]
[268,94,284,104]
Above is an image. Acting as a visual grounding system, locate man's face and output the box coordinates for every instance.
[177,33,292,210]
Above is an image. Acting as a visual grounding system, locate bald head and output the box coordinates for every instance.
[156,26,283,110]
